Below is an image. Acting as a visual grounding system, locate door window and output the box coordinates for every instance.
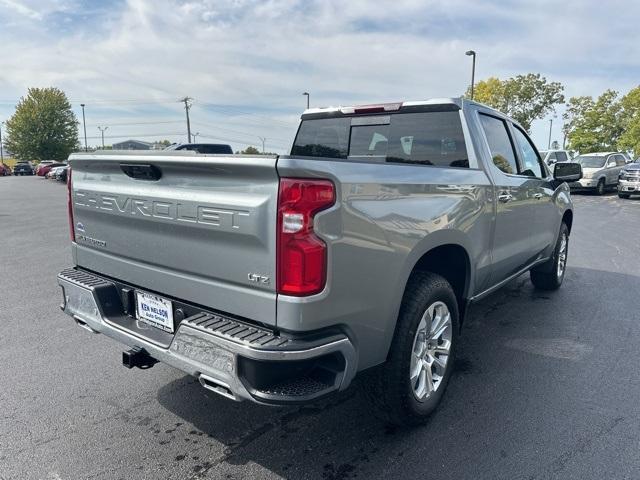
[512,126,545,178]
[479,114,518,175]
[615,155,626,166]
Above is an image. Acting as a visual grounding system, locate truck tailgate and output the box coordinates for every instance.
[69,152,278,326]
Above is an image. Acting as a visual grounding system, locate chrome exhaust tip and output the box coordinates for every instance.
[199,374,237,401]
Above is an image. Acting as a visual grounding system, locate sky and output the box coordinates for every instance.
[0,0,639,153]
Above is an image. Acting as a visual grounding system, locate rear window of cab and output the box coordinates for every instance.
[291,111,469,168]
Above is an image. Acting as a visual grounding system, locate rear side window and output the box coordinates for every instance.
[291,111,469,168]
[478,114,518,175]
[291,118,350,159]
[556,151,568,162]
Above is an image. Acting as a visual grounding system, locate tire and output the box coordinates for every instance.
[596,179,605,195]
[618,193,630,199]
[366,272,459,426]
[530,223,569,291]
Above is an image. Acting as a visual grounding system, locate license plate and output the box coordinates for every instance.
[135,291,174,333]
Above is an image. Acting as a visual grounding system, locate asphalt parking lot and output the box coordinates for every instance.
[1,176,640,480]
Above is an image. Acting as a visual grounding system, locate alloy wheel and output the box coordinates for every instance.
[410,301,453,401]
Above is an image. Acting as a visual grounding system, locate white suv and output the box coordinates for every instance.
[538,150,573,166]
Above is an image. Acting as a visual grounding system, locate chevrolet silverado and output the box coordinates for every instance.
[57,98,582,424]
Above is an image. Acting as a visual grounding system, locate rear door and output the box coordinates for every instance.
[510,124,557,255]
[69,152,279,325]
[478,113,537,284]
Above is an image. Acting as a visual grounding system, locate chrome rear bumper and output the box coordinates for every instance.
[57,268,357,404]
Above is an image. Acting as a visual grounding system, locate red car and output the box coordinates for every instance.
[37,162,65,177]
[0,163,11,176]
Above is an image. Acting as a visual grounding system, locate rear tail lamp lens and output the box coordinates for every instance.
[277,178,335,296]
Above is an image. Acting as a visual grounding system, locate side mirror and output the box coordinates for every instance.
[554,162,582,182]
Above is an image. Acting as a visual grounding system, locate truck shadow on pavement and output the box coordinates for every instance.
[155,266,640,479]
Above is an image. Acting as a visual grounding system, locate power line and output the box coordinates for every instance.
[84,131,186,139]
[194,100,297,127]
[87,120,183,127]
[72,98,181,105]
[191,120,289,143]
[197,133,284,149]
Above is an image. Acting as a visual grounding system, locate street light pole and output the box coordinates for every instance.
[303,92,310,109]
[80,104,88,151]
[97,126,108,149]
[465,50,476,100]
[0,122,4,164]
[192,132,200,142]
[258,136,266,153]
[548,118,554,149]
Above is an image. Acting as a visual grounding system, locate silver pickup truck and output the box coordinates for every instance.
[57,98,582,425]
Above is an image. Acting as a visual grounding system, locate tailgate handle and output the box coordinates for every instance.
[120,163,162,181]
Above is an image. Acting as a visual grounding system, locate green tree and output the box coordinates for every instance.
[564,90,624,153]
[618,86,640,157]
[467,73,565,131]
[5,87,79,161]
[241,146,260,154]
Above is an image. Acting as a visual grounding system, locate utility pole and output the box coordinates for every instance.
[97,126,108,149]
[0,122,4,164]
[80,104,88,151]
[180,97,193,143]
[303,92,310,109]
[258,136,266,153]
[465,51,476,100]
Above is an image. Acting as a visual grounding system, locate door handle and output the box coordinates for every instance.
[533,193,543,199]
[498,193,513,203]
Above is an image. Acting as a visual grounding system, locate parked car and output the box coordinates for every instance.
[54,165,69,182]
[617,159,640,198]
[569,152,627,195]
[48,165,66,179]
[13,161,34,176]
[35,160,56,176]
[0,163,11,176]
[164,143,233,154]
[538,150,573,166]
[57,97,581,425]
[40,162,66,178]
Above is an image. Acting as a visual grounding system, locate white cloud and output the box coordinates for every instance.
[0,0,638,151]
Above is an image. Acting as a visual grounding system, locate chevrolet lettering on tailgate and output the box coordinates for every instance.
[74,191,250,231]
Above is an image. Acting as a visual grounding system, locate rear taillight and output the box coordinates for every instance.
[67,167,75,241]
[277,178,335,296]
